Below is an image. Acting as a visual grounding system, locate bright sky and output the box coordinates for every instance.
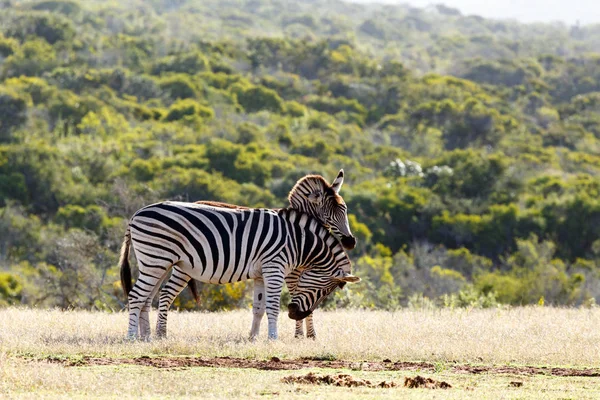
[351,0,600,25]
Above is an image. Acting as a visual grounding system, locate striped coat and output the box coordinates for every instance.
[140,170,357,339]
[120,202,360,340]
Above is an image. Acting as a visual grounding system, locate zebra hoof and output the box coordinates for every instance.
[307,335,316,340]
[156,331,167,340]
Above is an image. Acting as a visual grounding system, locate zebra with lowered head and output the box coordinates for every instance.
[139,170,357,340]
[120,202,360,340]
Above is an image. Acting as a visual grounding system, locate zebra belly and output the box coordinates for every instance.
[180,258,261,284]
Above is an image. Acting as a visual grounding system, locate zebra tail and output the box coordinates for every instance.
[119,226,133,296]
[188,279,200,304]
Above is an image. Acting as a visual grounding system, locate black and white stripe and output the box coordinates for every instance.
[120,202,359,340]
[287,169,356,250]
[140,170,357,340]
[284,267,317,338]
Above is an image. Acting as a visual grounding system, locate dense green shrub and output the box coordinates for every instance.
[232,84,285,114]
[0,272,23,306]
[0,0,600,310]
[0,87,30,141]
[164,99,214,122]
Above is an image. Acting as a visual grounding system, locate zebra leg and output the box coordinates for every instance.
[305,314,316,339]
[294,315,315,339]
[138,271,170,340]
[139,297,152,340]
[285,269,303,339]
[294,320,304,338]
[249,278,265,340]
[156,265,192,338]
[127,269,168,340]
[263,269,285,340]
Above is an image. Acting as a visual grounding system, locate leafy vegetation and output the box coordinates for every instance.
[2,0,600,310]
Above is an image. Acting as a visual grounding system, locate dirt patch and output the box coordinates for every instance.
[41,355,435,372]
[38,356,600,377]
[282,372,397,388]
[453,364,600,377]
[404,375,452,389]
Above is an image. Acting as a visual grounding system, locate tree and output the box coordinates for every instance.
[0,272,23,306]
[2,39,58,77]
[164,99,214,122]
[232,84,285,114]
[4,12,76,44]
[159,74,201,100]
[0,88,30,141]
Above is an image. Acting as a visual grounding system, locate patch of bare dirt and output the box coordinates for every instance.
[282,372,397,388]
[453,364,600,377]
[38,356,600,377]
[42,355,435,372]
[404,375,452,389]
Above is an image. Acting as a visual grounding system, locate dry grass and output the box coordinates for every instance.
[2,307,600,399]
[2,357,599,399]
[1,306,599,366]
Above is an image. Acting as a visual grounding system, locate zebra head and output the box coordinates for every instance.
[287,268,360,321]
[288,169,357,250]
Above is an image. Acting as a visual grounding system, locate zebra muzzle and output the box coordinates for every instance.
[287,303,312,321]
[341,235,357,250]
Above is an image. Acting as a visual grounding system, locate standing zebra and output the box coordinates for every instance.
[140,170,357,339]
[120,202,360,340]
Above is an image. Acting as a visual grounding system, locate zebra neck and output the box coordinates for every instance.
[279,208,336,270]
[288,197,325,226]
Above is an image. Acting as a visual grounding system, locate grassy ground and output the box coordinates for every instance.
[3,359,600,399]
[1,307,599,399]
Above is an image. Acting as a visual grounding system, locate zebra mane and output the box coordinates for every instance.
[194,200,249,210]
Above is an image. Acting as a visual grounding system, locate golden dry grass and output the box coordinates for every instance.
[1,306,599,366]
[2,307,600,399]
[3,358,600,400]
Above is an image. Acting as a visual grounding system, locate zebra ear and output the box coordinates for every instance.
[330,169,344,193]
[307,191,323,204]
[335,274,360,283]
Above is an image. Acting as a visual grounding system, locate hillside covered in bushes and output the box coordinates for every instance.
[2,0,600,310]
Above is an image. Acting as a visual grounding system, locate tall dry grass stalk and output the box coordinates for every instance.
[1,307,599,366]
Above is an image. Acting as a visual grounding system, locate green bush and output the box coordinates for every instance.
[0,87,31,141]
[4,12,76,44]
[0,272,23,306]
[0,34,18,57]
[233,84,284,114]
[55,205,118,235]
[164,99,214,122]
[151,52,210,75]
[159,74,200,100]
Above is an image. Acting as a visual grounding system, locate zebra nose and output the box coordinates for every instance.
[288,303,311,321]
[341,235,357,250]
[288,303,299,319]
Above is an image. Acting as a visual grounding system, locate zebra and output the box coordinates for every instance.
[284,267,322,338]
[120,202,361,340]
[139,170,357,340]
